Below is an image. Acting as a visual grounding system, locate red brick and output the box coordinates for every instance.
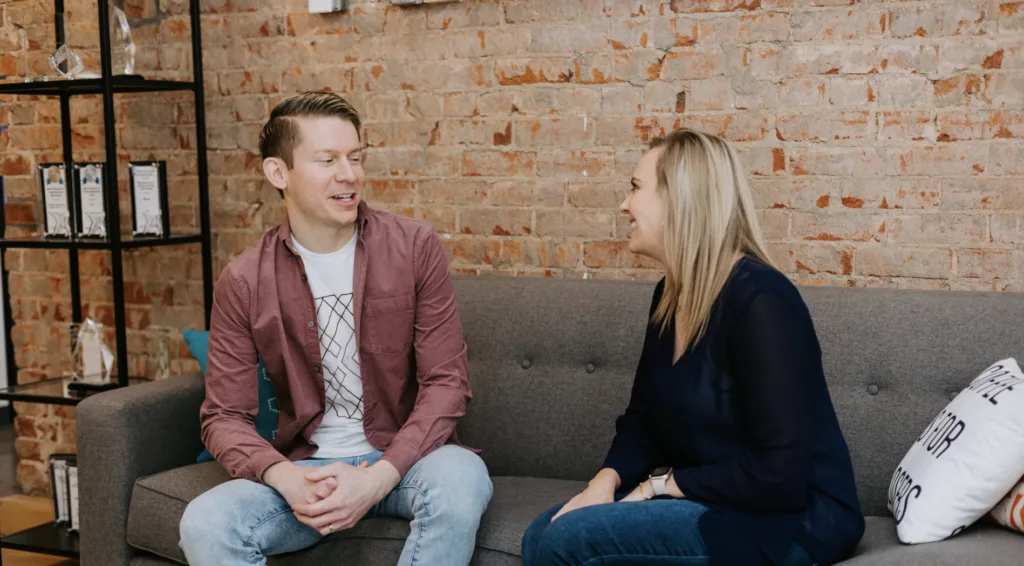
[671,0,762,13]
[369,149,462,177]
[427,0,502,30]
[502,239,581,268]
[583,240,655,269]
[890,5,986,38]
[937,110,1024,140]
[496,57,573,85]
[537,150,615,177]
[367,180,416,205]
[771,242,854,276]
[651,17,699,49]
[603,86,646,115]
[536,210,615,238]
[879,111,934,142]
[790,9,886,42]
[515,117,591,148]
[750,178,831,210]
[854,246,953,279]
[887,214,988,245]
[660,48,728,80]
[574,53,617,85]
[780,78,828,107]
[504,0,603,24]
[430,119,513,147]
[736,147,786,177]
[791,148,888,177]
[841,179,940,210]
[568,181,627,208]
[891,145,989,176]
[489,180,565,207]
[942,179,1024,211]
[462,151,537,177]
[999,2,1024,31]
[793,212,886,242]
[758,209,790,240]
[459,208,532,236]
[935,74,985,106]
[777,111,872,142]
[679,113,769,142]
[957,249,1015,279]
[991,214,1024,244]
[531,24,609,53]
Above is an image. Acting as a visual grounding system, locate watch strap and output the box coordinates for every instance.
[651,469,671,496]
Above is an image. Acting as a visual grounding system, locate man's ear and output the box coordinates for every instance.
[263,157,289,192]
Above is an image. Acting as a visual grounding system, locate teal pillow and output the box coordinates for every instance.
[182,329,279,463]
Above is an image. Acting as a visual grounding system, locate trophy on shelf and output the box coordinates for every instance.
[67,318,115,394]
[111,7,141,79]
[47,12,99,79]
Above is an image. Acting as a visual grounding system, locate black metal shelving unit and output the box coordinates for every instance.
[0,0,212,560]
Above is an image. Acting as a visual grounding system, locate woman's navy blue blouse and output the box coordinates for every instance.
[603,256,865,565]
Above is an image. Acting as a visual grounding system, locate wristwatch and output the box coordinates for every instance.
[649,466,673,497]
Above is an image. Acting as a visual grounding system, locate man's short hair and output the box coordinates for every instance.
[258,91,362,169]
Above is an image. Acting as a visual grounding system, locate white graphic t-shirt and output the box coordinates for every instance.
[292,232,374,458]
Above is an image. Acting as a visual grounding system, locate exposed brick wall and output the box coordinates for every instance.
[4,0,1024,492]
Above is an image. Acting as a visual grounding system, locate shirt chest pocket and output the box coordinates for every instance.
[364,294,415,355]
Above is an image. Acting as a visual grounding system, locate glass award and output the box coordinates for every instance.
[48,13,85,79]
[70,319,114,385]
[112,7,139,77]
[150,326,172,381]
[39,163,72,237]
[129,161,169,237]
[73,162,107,238]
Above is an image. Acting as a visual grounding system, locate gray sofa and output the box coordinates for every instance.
[77,277,1024,565]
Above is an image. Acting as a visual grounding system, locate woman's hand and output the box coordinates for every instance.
[551,468,620,522]
[619,480,653,502]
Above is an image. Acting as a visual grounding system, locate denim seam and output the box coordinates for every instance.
[581,555,708,566]
[243,505,301,561]
[394,484,429,565]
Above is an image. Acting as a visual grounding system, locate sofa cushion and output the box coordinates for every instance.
[841,516,1024,565]
[127,462,585,564]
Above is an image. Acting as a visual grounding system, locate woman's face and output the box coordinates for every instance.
[619,147,667,264]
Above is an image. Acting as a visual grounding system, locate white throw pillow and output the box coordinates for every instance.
[887,358,1024,544]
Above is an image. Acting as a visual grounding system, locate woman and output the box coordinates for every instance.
[521,129,865,566]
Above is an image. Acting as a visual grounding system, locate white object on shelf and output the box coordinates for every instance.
[69,465,80,532]
[308,0,347,13]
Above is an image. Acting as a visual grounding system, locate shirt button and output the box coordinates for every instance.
[867,384,880,396]
[435,442,443,448]
[301,275,308,282]
[521,359,532,369]
[307,320,315,328]
[313,364,321,372]
[585,363,595,373]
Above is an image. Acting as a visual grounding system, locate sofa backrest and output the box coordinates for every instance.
[452,276,1024,517]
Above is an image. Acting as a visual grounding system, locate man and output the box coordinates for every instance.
[179,91,492,566]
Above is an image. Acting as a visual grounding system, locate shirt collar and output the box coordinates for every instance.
[278,200,372,255]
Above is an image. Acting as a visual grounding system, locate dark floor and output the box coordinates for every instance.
[0,422,20,497]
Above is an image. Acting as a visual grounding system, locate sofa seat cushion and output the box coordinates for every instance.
[127,462,585,564]
[841,516,1024,565]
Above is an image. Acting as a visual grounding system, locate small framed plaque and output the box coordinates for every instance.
[129,161,169,237]
[72,162,107,238]
[39,162,72,238]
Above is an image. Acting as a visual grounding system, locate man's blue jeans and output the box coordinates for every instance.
[178,446,492,566]
[522,499,817,566]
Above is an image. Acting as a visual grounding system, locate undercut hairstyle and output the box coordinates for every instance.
[258,91,362,170]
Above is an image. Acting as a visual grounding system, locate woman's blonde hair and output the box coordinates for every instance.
[649,128,775,351]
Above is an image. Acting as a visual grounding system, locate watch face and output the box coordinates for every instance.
[651,466,671,477]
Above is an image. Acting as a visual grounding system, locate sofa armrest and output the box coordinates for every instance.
[77,373,205,566]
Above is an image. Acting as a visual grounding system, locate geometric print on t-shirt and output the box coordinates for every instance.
[315,292,363,421]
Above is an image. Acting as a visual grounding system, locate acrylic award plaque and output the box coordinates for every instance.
[39,163,72,238]
[129,161,169,237]
[73,162,107,238]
